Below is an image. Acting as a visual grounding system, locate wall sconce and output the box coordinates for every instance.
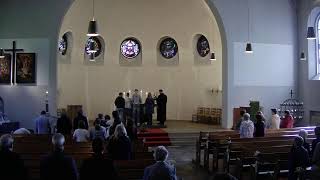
[211,86,222,94]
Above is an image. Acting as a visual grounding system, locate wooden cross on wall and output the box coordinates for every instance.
[4,41,24,84]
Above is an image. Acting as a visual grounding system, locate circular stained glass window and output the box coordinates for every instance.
[85,36,102,58]
[58,34,68,55]
[160,37,178,59]
[197,35,210,57]
[120,38,141,59]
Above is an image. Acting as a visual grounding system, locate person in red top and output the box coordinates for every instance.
[280,110,294,128]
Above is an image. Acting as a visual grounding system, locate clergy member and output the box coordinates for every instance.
[156,89,167,126]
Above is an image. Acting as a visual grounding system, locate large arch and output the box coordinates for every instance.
[55,0,229,127]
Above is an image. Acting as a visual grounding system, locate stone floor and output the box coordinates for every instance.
[167,146,213,180]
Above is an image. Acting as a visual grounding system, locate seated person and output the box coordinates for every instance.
[312,127,320,155]
[143,146,177,180]
[239,113,254,138]
[312,142,320,179]
[288,136,310,180]
[106,124,131,160]
[254,114,265,137]
[80,138,117,180]
[103,115,111,127]
[73,121,90,142]
[299,129,311,156]
[0,134,28,180]
[13,128,31,135]
[89,119,108,141]
[40,133,78,180]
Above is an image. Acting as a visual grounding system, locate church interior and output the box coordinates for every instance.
[1,0,320,179]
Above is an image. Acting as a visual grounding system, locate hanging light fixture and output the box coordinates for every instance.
[300,51,306,61]
[245,0,253,53]
[307,27,316,40]
[0,49,5,58]
[87,0,99,37]
[210,52,216,61]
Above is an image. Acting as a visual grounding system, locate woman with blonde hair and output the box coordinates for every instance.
[106,124,132,160]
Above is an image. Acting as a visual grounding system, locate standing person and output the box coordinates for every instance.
[80,138,118,180]
[235,110,246,130]
[73,110,89,130]
[254,114,265,137]
[132,89,142,126]
[0,134,28,180]
[239,113,254,138]
[56,110,72,135]
[124,92,132,124]
[145,93,155,126]
[156,89,167,126]
[40,133,78,180]
[35,111,51,134]
[114,92,125,123]
[280,110,294,128]
[270,109,281,130]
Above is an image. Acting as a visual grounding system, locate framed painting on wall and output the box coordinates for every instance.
[15,53,36,84]
[0,54,12,84]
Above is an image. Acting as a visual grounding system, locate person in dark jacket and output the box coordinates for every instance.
[254,114,265,137]
[156,89,167,125]
[0,134,28,180]
[109,111,121,136]
[312,126,320,155]
[115,92,125,123]
[40,133,78,180]
[145,93,155,126]
[80,138,117,180]
[73,110,88,130]
[107,124,132,160]
[288,136,310,180]
[126,118,137,141]
[143,146,177,180]
[56,110,72,135]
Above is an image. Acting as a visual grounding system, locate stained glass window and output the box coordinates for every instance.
[120,38,141,59]
[85,36,102,58]
[58,34,68,55]
[160,37,178,59]
[197,35,210,57]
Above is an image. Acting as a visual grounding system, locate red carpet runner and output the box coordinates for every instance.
[137,128,171,147]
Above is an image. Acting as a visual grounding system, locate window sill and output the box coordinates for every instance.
[311,74,320,80]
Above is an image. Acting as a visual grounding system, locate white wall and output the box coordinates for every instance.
[58,0,223,121]
[297,0,320,125]
[210,0,298,126]
[0,0,299,129]
[0,39,50,129]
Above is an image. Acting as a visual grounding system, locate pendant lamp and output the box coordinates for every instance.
[300,52,306,61]
[0,49,4,58]
[307,27,316,40]
[245,0,253,53]
[245,43,253,53]
[210,52,216,61]
[87,0,99,37]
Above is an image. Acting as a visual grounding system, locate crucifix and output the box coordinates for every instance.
[4,41,24,84]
